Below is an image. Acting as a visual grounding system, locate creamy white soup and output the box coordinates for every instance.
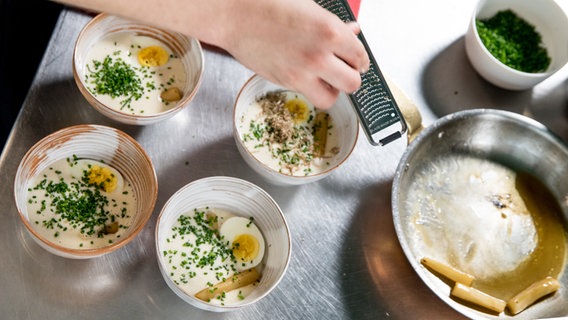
[238,91,340,176]
[26,156,136,249]
[162,207,265,306]
[84,32,187,115]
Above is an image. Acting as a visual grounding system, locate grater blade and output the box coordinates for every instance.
[315,0,407,146]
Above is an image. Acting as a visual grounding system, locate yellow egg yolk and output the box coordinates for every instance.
[232,234,260,262]
[137,45,170,67]
[285,98,310,124]
[87,165,117,193]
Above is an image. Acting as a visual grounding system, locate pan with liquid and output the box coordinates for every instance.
[392,109,568,319]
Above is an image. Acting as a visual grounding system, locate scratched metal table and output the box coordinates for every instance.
[2,2,568,319]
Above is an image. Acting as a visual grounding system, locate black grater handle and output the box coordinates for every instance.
[315,0,407,146]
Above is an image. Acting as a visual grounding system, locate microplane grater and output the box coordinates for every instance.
[316,0,407,146]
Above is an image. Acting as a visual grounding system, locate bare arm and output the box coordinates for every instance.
[53,0,369,109]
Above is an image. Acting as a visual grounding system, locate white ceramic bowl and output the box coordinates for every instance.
[233,74,359,185]
[14,124,158,259]
[155,176,291,312]
[464,0,568,90]
[73,13,204,125]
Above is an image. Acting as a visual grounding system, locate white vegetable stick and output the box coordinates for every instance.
[420,257,475,286]
[195,268,260,302]
[507,276,560,315]
[451,282,506,313]
[313,112,329,157]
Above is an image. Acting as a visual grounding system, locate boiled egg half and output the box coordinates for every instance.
[84,159,124,195]
[137,45,170,67]
[219,216,266,272]
[283,92,314,124]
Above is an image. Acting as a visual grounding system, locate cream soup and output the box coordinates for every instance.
[84,32,187,115]
[26,156,136,249]
[162,207,264,306]
[238,91,340,176]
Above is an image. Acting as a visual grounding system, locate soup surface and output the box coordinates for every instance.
[238,91,340,176]
[404,154,566,300]
[84,32,187,115]
[162,207,265,306]
[26,156,136,249]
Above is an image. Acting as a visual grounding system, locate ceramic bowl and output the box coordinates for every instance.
[155,176,291,312]
[392,109,568,319]
[73,13,204,125]
[233,74,359,185]
[464,0,568,90]
[14,124,158,259]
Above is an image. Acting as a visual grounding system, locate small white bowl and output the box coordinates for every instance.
[155,176,291,312]
[233,74,359,186]
[464,0,568,90]
[73,13,204,125]
[14,124,158,259]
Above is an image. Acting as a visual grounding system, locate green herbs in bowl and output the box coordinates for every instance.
[476,9,550,73]
[465,0,568,90]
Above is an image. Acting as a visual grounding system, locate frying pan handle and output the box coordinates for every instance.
[384,76,423,145]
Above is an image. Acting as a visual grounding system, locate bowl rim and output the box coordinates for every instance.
[72,12,205,123]
[154,175,292,310]
[14,124,158,258]
[232,73,359,182]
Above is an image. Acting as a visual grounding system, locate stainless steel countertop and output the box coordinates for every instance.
[2,2,568,319]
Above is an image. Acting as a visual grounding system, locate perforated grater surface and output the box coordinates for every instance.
[316,0,407,146]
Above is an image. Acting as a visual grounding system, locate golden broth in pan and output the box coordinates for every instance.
[473,172,566,300]
[405,155,566,301]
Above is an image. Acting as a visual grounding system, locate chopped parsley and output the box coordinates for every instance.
[164,208,237,286]
[27,157,130,242]
[163,209,260,303]
[86,55,145,110]
[476,9,550,73]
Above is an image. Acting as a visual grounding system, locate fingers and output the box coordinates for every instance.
[302,79,340,110]
[291,22,370,109]
[303,19,368,105]
[319,53,362,97]
[339,21,370,74]
[347,21,361,34]
[312,22,368,104]
[263,70,339,110]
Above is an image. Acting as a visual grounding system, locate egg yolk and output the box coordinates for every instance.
[285,98,310,124]
[87,165,117,193]
[232,234,260,262]
[137,45,169,67]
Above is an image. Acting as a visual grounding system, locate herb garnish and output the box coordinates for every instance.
[164,209,238,287]
[476,10,550,73]
[243,92,317,176]
[28,157,130,240]
[86,55,144,110]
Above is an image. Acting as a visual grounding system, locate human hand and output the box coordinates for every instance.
[52,0,369,108]
[217,0,370,109]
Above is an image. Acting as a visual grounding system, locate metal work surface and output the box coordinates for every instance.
[2,1,568,319]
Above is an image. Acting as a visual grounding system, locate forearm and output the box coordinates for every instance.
[51,0,370,109]
[51,0,235,47]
